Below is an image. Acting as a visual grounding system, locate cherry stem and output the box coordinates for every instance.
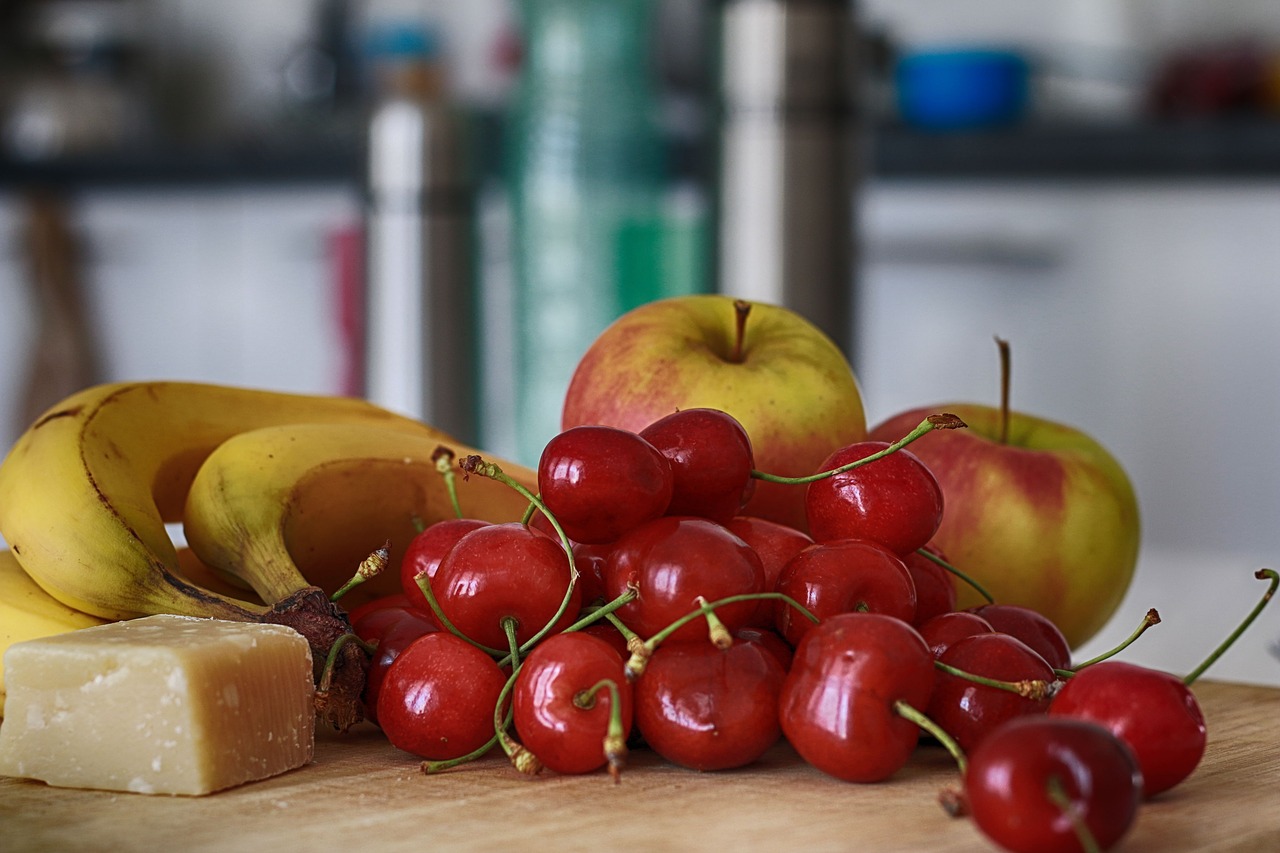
[696,595,734,648]
[503,616,521,669]
[995,336,1011,446]
[422,732,501,774]
[1046,775,1101,853]
[555,590,638,636]
[750,414,966,486]
[1183,568,1279,686]
[458,454,582,655]
[330,541,391,604]
[625,591,816,679]
[914,547,994,604]
[729,298,750,364]
[1068,608,1161,674]
[433,445,465,519]
[315,630,376,697]
[934,660,1056,700]
[575,679,629,783]
[894,700,967,775]
[491,663,542,776]
[414,573,506,658]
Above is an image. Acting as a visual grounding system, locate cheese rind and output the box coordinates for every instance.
[0,614,315,795]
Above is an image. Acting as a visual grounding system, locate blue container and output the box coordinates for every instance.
[895,48,1030,130]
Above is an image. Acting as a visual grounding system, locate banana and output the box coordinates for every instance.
[181,421,537,610]
[0,381,440,622]
[0,548,108,708]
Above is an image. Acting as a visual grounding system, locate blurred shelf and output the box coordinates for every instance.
[3,119,1280,191]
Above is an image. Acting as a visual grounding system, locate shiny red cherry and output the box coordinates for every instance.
[640,407,756,524]
[433,522,581,650]
[917,610,994,659]
[376,631,507,761]
[399,518,489,615]
[901,544,957,627]
[965,715,1143,853]
[804,440,944,555]
[968,603,1072,672]
[537,425,674,544]
[352,603,439,725]
[604,516,765,644]
[778,612,936,783]
[927,632,1056,754]
[725,515,814,627]
[1049,660,1206,797]
[512,632,634,776]
[634,637,786,771]
[773,538,917,648]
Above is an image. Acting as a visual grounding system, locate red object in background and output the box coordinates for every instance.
[329,224,365,397]
[1148,41,1273,118]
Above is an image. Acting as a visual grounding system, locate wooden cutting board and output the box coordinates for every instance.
[0,680,1275,852]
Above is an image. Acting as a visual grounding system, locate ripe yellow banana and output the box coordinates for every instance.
[181,421,537,609]
[0,381,439,622]
[0,548,108,708]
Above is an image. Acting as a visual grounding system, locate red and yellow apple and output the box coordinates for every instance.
[869,404,1140,649]
[561,295,866,531]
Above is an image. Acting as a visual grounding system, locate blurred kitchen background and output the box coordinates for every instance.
[2,0,1279,684]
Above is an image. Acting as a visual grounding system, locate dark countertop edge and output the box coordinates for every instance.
[3,119,1280,191]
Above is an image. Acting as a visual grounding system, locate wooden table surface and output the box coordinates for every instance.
[1,680,1276,852]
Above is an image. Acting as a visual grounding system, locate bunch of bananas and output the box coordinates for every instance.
[0,381,536,724]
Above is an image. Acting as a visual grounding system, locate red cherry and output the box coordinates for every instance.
[633,637,786,771]
[639,407,756,524]
[917,610,994,659]
[433,522,581,650]
[345,591,413,628]
[773,539,917,648]
[512,632,634,776]
[734,625,794,671]
[604,516,765,644]
[399,518,490,615]
[570,540,613,606]
[725,515,814,627]
[965,715,1143,853]
[778,612,936,783]
[376,632,507,761]
[804,440,944,555]
[1049,660,1206,797]
[968,603,1072,672]
[927,632,1056,754]
[352,605,439,725]
[537,425,674,544]
[901,545,957,627]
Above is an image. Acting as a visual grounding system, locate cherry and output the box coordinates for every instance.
[639,407,756,524]
[725,515,814,627]
[734,625,793,671]
[1050,661,1204,798]
[352,604,439,726]
[512,631,634,777]
[964,715,1143,853]
[917,610,995,659]
[968,603,1072,672]
[901,545,957,627]
[633,637,786,771]
[399,518,490,615]
[345,591,414,628]
[376,631,507,762]
[927,632,1056,754]
[537,425,674,544]
[432,522,581,651]
[603,516,765,645]
[570,540,613,606]
[772,538,917,649]
[804,440,944,556]
[778,612,936,783]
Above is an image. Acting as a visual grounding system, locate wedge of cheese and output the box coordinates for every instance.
[0,614,315,795]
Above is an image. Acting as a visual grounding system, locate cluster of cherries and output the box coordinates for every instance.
[340,407,1276,853]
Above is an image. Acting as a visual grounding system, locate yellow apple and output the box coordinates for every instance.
[562,295,866,531]
[868,403,1140,648]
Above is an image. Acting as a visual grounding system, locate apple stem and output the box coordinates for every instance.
[895,700,967,774]
[751,414,967,486]
[1046,775,1101,853]
[1183,568,1279,686]
[914,547,995,604]
[996,336,1011,445]
[1069,608,1161,673]
[730,299,751,364]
